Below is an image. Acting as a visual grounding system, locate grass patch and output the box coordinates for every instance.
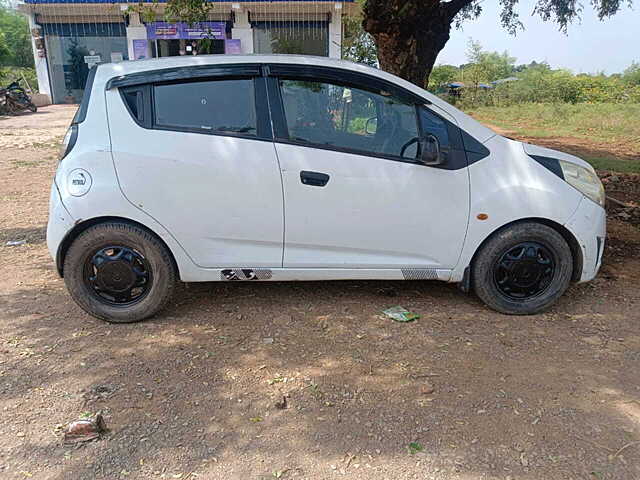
[584,156,640,173]
[466,103,640,173]
[467,103,640,145]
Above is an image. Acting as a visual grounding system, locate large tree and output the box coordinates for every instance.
[362,0,630,87]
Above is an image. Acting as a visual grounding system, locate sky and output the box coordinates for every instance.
[437,0,639,74]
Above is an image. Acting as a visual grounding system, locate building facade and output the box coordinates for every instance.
[18,0,358,104]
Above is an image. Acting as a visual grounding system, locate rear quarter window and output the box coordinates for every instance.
[153,78,257,136]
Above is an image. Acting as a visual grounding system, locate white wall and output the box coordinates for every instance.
[231,9,253,54]
[126,13,150,60]
[27,12,51,100]
[328,3,342,59]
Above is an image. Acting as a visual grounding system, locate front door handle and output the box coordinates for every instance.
[300,170,330,187]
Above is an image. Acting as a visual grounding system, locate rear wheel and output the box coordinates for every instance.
[63,222,177,323]
[472,223,573,315]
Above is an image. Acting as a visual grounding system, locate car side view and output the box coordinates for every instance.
[47,55,606,323]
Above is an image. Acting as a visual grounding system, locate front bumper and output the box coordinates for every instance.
[564,196,606,283]
[46,181,75,265]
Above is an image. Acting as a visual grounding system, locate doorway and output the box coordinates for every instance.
[154,38,226,57]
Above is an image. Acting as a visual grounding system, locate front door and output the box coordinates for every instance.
[270,71,470,270]
[106,71,284,268]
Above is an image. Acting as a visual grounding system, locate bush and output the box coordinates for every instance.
[443,68,640,108]
[0,66,38,92]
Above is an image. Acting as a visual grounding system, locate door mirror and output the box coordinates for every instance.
[365,117,378,135]
[419,134,444,166]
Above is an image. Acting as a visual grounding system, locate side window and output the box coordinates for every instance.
[153,78,257,136]
[279,78,420,160]
[121,86,145,124]
[419,107,450,148]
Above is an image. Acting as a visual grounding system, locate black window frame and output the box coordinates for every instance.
[72,64,98,125]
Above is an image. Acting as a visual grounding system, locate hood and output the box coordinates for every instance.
[521,141,594,172]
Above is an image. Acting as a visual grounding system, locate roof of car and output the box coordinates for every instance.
[96,54,497,143]
[102,54,377,78]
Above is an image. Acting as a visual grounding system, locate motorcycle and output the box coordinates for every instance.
[0,79,37,115]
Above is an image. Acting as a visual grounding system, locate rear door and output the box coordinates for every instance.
[106,66,284,268]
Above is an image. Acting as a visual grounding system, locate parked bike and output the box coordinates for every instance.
[0,79,37,115]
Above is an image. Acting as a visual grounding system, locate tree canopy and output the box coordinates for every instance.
[361,0,632,86]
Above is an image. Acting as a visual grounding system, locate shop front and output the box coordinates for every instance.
[19,0,357,104]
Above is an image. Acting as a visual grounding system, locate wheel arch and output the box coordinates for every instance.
[468,217,583,284]
[56,216,180,278]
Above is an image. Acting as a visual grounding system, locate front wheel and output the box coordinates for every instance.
[63,222,177,323]
[472,222,573,315]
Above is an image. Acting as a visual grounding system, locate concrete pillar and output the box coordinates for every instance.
[328,2,343,59]
[231,8,253,54]
[126,12,150,60]
[26,12,51,101]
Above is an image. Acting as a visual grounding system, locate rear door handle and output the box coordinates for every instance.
[300,170,330,187]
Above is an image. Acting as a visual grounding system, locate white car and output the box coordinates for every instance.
[47,55,606,323]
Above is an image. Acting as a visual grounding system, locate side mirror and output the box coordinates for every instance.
[419,134,444,166]
[365,117,378,135]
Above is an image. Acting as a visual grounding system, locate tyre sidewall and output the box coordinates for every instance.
[473,223,573,315]
[63,223,176,323]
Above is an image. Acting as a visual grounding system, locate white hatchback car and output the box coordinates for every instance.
[48,55,606,323]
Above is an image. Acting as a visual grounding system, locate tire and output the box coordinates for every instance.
[28,102,37,113]
[63,222,177,323]
[472,222,573,315]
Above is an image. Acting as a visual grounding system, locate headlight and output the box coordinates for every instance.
[559,160,605,208]
[59,124,78,162]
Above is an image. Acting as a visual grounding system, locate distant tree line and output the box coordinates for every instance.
[429,39,640,106]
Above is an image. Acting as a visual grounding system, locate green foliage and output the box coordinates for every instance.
[342,0,377,66]
[437,41,640,108]
[462,38,516,86]
[0,66,37,90]
[429,65,459,89]
[0,0,34,68]
[623,62,640,86]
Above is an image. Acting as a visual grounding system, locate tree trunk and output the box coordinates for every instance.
[363,1,467,88]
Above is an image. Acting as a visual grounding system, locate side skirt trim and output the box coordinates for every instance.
[188,268,453,283]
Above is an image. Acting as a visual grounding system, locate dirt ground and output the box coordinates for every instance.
[1,105,639,480]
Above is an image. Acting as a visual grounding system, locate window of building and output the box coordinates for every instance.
[153,78,257,136]
[279,78,420,160]
[42,23,128,104]
[253,22,328,56]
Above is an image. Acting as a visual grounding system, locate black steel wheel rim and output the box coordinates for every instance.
[83,246,152,306]
[493,242,556,300]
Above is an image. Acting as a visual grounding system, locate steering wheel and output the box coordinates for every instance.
[400,137,420,158]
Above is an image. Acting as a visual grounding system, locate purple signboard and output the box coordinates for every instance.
[132,39,148,60]
[146,21,227,40]
[224,39,242,54]
[146,22,180,40]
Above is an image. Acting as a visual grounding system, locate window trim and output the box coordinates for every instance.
[106,64,262,90]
